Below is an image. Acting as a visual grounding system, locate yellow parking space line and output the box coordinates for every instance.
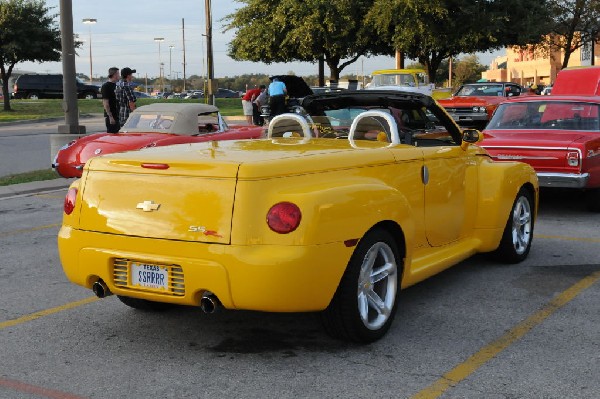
[411,270,600,399]
[537,234,600,243]
[0,297,99,331]
[0,376,90,399]
[0,223,61,238]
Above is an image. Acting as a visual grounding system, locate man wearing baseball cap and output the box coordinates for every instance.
[115,67,137,127]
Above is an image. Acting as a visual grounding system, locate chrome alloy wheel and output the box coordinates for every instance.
[511,195,532,255]
[357,242,398,330]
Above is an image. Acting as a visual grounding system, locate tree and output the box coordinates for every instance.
[0,0,61,111]
[452,54,488,86]
[545,0,600,68]
[366,0,552,81]
[223,0,392,81]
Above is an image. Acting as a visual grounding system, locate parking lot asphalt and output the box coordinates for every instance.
[1,186,598,399]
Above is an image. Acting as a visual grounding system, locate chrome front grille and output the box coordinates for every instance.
[445,107,472,114]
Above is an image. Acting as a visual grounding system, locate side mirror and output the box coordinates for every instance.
[462,129,481,143]
[460,128,481,150]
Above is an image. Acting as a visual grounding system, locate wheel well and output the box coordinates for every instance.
[521,182,537,216]
[369,220,406,273]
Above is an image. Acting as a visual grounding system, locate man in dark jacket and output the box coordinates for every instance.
[101,67,120,133]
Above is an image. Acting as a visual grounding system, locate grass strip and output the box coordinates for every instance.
[0,169,60,186]
[0,98,243,123]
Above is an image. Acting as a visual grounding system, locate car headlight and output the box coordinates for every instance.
[472,106,486,113]
[260,105,270,115]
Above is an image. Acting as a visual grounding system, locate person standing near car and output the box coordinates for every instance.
[242,85,262,124]
[248,84,266,125]
[253,85,267,126]
[101,67,120,133]
[116,67,137,127]
[268,77,287,117]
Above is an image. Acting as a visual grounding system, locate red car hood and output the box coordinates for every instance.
[81,131,171,148]
[69,131,174,159]
[438,96,506,107]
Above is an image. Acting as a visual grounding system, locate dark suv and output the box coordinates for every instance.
[12,74,100,99]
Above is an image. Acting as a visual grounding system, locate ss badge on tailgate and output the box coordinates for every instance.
[189,225,223,238]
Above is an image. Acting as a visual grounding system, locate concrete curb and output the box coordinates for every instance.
[224,115,246,123]
[0,178,74,200]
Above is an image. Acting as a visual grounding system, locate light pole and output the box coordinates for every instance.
[154,37,164,92]
[169,45,175,80]
[82,18,97,84]
[205,0,214,104]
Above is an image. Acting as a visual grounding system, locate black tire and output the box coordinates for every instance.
[492,187,534,263]
[117,295,173,311]
[82,91,97,100]
[321,228,401,343]
[585,188,600,212]
[26,92,40,100]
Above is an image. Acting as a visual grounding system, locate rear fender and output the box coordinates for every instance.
[231,176,418,250]
[475,159,538,249]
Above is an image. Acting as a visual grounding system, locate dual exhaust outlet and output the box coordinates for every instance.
[92,280,112,298]
[200,292,220,314]
[92,280,221,314]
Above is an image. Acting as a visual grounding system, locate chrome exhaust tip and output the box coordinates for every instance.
[92,280,112,298]
[200,292,220,314]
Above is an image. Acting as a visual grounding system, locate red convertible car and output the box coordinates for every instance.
[482,95,600,211]
[52,103,263,178]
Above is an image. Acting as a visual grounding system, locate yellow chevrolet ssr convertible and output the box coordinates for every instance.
[58,91,538,343]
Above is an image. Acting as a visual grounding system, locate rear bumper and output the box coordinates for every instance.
[58,226,352,312]
[537,172,589,188]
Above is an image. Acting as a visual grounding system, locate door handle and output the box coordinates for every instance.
[422,165,429,185]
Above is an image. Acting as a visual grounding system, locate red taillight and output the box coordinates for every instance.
[64,187,78,215]
[566,151,580,167]
[266,202,301,234]
[141,163,169,169]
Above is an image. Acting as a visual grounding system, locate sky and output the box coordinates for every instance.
[18,0,503,81]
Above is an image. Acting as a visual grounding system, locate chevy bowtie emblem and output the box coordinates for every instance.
[136,200,160,212]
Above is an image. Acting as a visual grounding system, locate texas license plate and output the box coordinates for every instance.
[131,263,169,290]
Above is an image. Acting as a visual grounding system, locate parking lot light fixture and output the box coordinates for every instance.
[154,38,165,92]
[82,18,97,84]
[169,45,175,80]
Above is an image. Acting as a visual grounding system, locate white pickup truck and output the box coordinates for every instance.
[365,68,451,99]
